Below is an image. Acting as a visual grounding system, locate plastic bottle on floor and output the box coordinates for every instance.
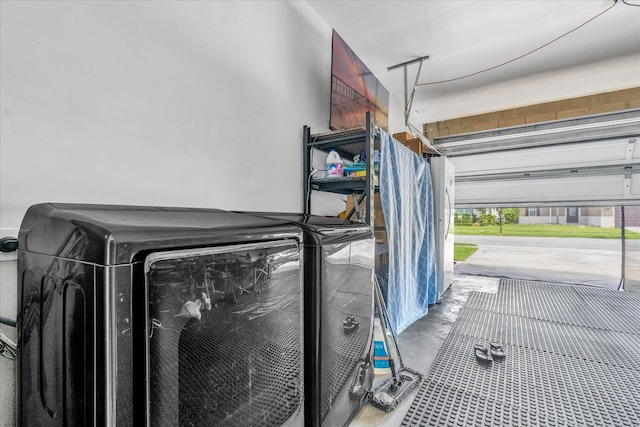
[326,149,343,178]
[373,317,392,375]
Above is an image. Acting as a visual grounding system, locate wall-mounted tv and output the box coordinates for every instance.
[330,30,389,131]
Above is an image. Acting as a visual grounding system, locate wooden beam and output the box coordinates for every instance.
[424,87,640,140]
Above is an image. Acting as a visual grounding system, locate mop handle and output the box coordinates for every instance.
[373,277,398,377]
[373,276,405,369]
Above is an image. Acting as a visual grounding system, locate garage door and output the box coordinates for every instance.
[432,109,640,208]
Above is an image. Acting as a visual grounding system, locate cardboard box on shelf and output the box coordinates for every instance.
[374,229,387,243]
[344,193,385,226]
[392,132,414,142]
[400,138,425,156]
[393,132,440,156]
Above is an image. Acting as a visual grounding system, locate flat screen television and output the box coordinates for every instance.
[330,30,389,131]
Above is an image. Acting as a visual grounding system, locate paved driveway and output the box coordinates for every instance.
[454,235,640,292]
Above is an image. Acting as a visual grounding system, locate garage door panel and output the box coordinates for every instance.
[632,174,640,197]
[454,138,635,176]
[433,110,640,207]
[457,175,632,204]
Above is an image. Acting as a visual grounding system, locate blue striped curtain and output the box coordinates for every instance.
[379,129,437,334]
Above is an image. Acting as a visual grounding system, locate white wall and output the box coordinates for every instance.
[0,1,334,232]
[581,215,615,228]
[0,1,368,424]
[0,0,410,229]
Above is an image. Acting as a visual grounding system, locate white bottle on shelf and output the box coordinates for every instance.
[326,149,343,178]
[373,150,381,171]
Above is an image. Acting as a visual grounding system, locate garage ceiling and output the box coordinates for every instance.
[308,0,640,124]
[309,1,640,208]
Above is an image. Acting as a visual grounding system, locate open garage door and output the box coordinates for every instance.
[433,109,640,208]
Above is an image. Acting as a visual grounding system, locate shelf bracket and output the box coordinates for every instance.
[387,55,441,156]
[388,55,429,126]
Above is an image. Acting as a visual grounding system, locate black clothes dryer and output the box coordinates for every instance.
[17,203,305,427]
[240,213,375,427]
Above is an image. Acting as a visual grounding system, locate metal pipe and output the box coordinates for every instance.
[403,65,408,124]
[387,55,430,71]
[373,278,397,377]
[406,59,423,125]
[618,206,626,291]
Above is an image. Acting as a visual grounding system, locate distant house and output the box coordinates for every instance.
[615,206,640,227]
[457,207,640,228]
[520,206,640,228]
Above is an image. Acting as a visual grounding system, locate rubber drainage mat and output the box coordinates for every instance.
[401,279,640,426]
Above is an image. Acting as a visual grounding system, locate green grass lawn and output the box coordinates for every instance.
[454,243,478,261]
[453,223,640,239]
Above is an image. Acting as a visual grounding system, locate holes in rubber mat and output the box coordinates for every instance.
[401,280,640,426]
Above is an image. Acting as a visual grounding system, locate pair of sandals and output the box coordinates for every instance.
[474,342,506,364]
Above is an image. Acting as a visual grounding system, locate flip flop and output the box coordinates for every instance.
[474,344,492,364]
[490,342,506,359]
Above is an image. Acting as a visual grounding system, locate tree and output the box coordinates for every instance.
[454,212,473,225]
[478,209,497,226]
[503,208,520,224]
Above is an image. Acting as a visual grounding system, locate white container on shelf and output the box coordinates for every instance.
[373,150,381,171]
[326,149,343,178]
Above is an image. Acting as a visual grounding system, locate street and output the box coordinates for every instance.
[454,235,640,292]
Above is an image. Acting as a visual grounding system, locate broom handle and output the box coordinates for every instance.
[373,277,398,377]
[373,276,405,370]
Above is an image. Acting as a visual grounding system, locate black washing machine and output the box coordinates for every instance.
[17,203,305,427]
[240,213,375,427]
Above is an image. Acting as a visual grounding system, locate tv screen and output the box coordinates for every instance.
[330,30,389,131]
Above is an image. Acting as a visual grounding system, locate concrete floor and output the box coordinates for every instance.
[455,235,640,291]
[349,233,640,426]
[349,274,500,427]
